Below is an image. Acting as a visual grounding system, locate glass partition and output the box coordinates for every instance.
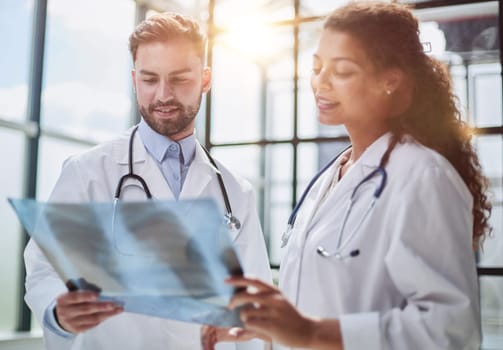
[0,0,34,122]
[37,136,93,201]
[41,0,135,141]
[0,129,26,331]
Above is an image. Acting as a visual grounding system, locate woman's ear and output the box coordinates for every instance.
[381,68,404,96]
[383,68,413,116]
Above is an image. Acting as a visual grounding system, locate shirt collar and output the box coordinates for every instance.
[138,119,196,166]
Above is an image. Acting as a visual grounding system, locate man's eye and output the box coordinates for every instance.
[171,78,189,83]
[311,67,321,74]
[142,79,157,83]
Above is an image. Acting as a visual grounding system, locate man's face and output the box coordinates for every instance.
[132,39,211,141]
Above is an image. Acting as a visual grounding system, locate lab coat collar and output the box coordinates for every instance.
[113,127,219,200]
[179,142,219,199]
[192,142,220,174]
[358,132,393,169]
[334,132,392,194]
[115,126,148,165]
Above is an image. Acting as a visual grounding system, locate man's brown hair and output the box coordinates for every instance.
[129,12,206,62]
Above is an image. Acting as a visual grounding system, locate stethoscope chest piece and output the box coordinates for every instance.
[225,213,241,232]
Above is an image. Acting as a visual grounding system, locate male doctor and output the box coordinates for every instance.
[24,12,271,350]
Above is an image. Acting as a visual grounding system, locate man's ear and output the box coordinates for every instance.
[202,67,211,93]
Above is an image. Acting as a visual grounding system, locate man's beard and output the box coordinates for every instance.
[139,94,202,138]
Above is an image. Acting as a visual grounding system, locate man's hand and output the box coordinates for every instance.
[55,291,123,333]
[201,325,263,350]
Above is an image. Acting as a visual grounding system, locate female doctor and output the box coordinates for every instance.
[219,2,492,350]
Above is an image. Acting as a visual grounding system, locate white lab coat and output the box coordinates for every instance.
[279,133,481,350]
[24,128,272,350]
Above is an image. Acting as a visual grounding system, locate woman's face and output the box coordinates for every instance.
[311,29,393,131]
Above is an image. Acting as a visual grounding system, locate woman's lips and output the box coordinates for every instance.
[316,98,339,111]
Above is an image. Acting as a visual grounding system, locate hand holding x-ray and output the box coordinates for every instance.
[9,198,244,327]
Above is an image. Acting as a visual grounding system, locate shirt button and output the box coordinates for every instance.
[169,144,178,152]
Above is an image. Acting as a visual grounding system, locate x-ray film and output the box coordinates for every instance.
[9,198,243,327]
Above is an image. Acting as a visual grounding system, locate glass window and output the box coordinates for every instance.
[299,0,345,17]
[267,79,294,140]
[211,22,293,144]
[214,0,293,25]
[36,136,93,201]
[0,0,34,122]
[416,2,502,269]
[147,0,210,17]
[297,143,320,199]
[416,2,500,126]
[480,276,503,349]
[298,21,321,139]
[475,135,503,267]
[211,45,263,143]
[470,63,502,127]
[210,145,261,187]
[265,27,294,141]
[0,129,26,331]
[41,0,135,141]
[264,144,292,265]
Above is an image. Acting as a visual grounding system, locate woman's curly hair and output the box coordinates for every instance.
[325,1,492,249]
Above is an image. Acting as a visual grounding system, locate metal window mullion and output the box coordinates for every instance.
[17,0,48,332]
[130,2,149,126]
[259,67,268,246]
[292,0,300,209]
[204,0,215,150]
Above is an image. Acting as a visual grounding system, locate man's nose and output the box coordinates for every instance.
[156,81,174,101]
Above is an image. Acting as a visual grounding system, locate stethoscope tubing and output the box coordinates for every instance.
[115,125,239,230]
[287,146,351,227]
[115,126,153,199]
[284,146,388,258]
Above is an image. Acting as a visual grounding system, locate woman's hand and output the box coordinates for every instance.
[226,276,317,349]
[227,277,343,350]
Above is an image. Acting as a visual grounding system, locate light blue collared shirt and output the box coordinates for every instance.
[138,119,196,199]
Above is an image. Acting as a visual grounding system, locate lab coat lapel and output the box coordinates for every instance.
[331,133,393,200]
[357,132,393,183]
[295,160,341,236]
[179,142,214,199]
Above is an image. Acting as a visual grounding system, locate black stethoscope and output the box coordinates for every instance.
[114,125,241,232]
[281,146,388,260]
